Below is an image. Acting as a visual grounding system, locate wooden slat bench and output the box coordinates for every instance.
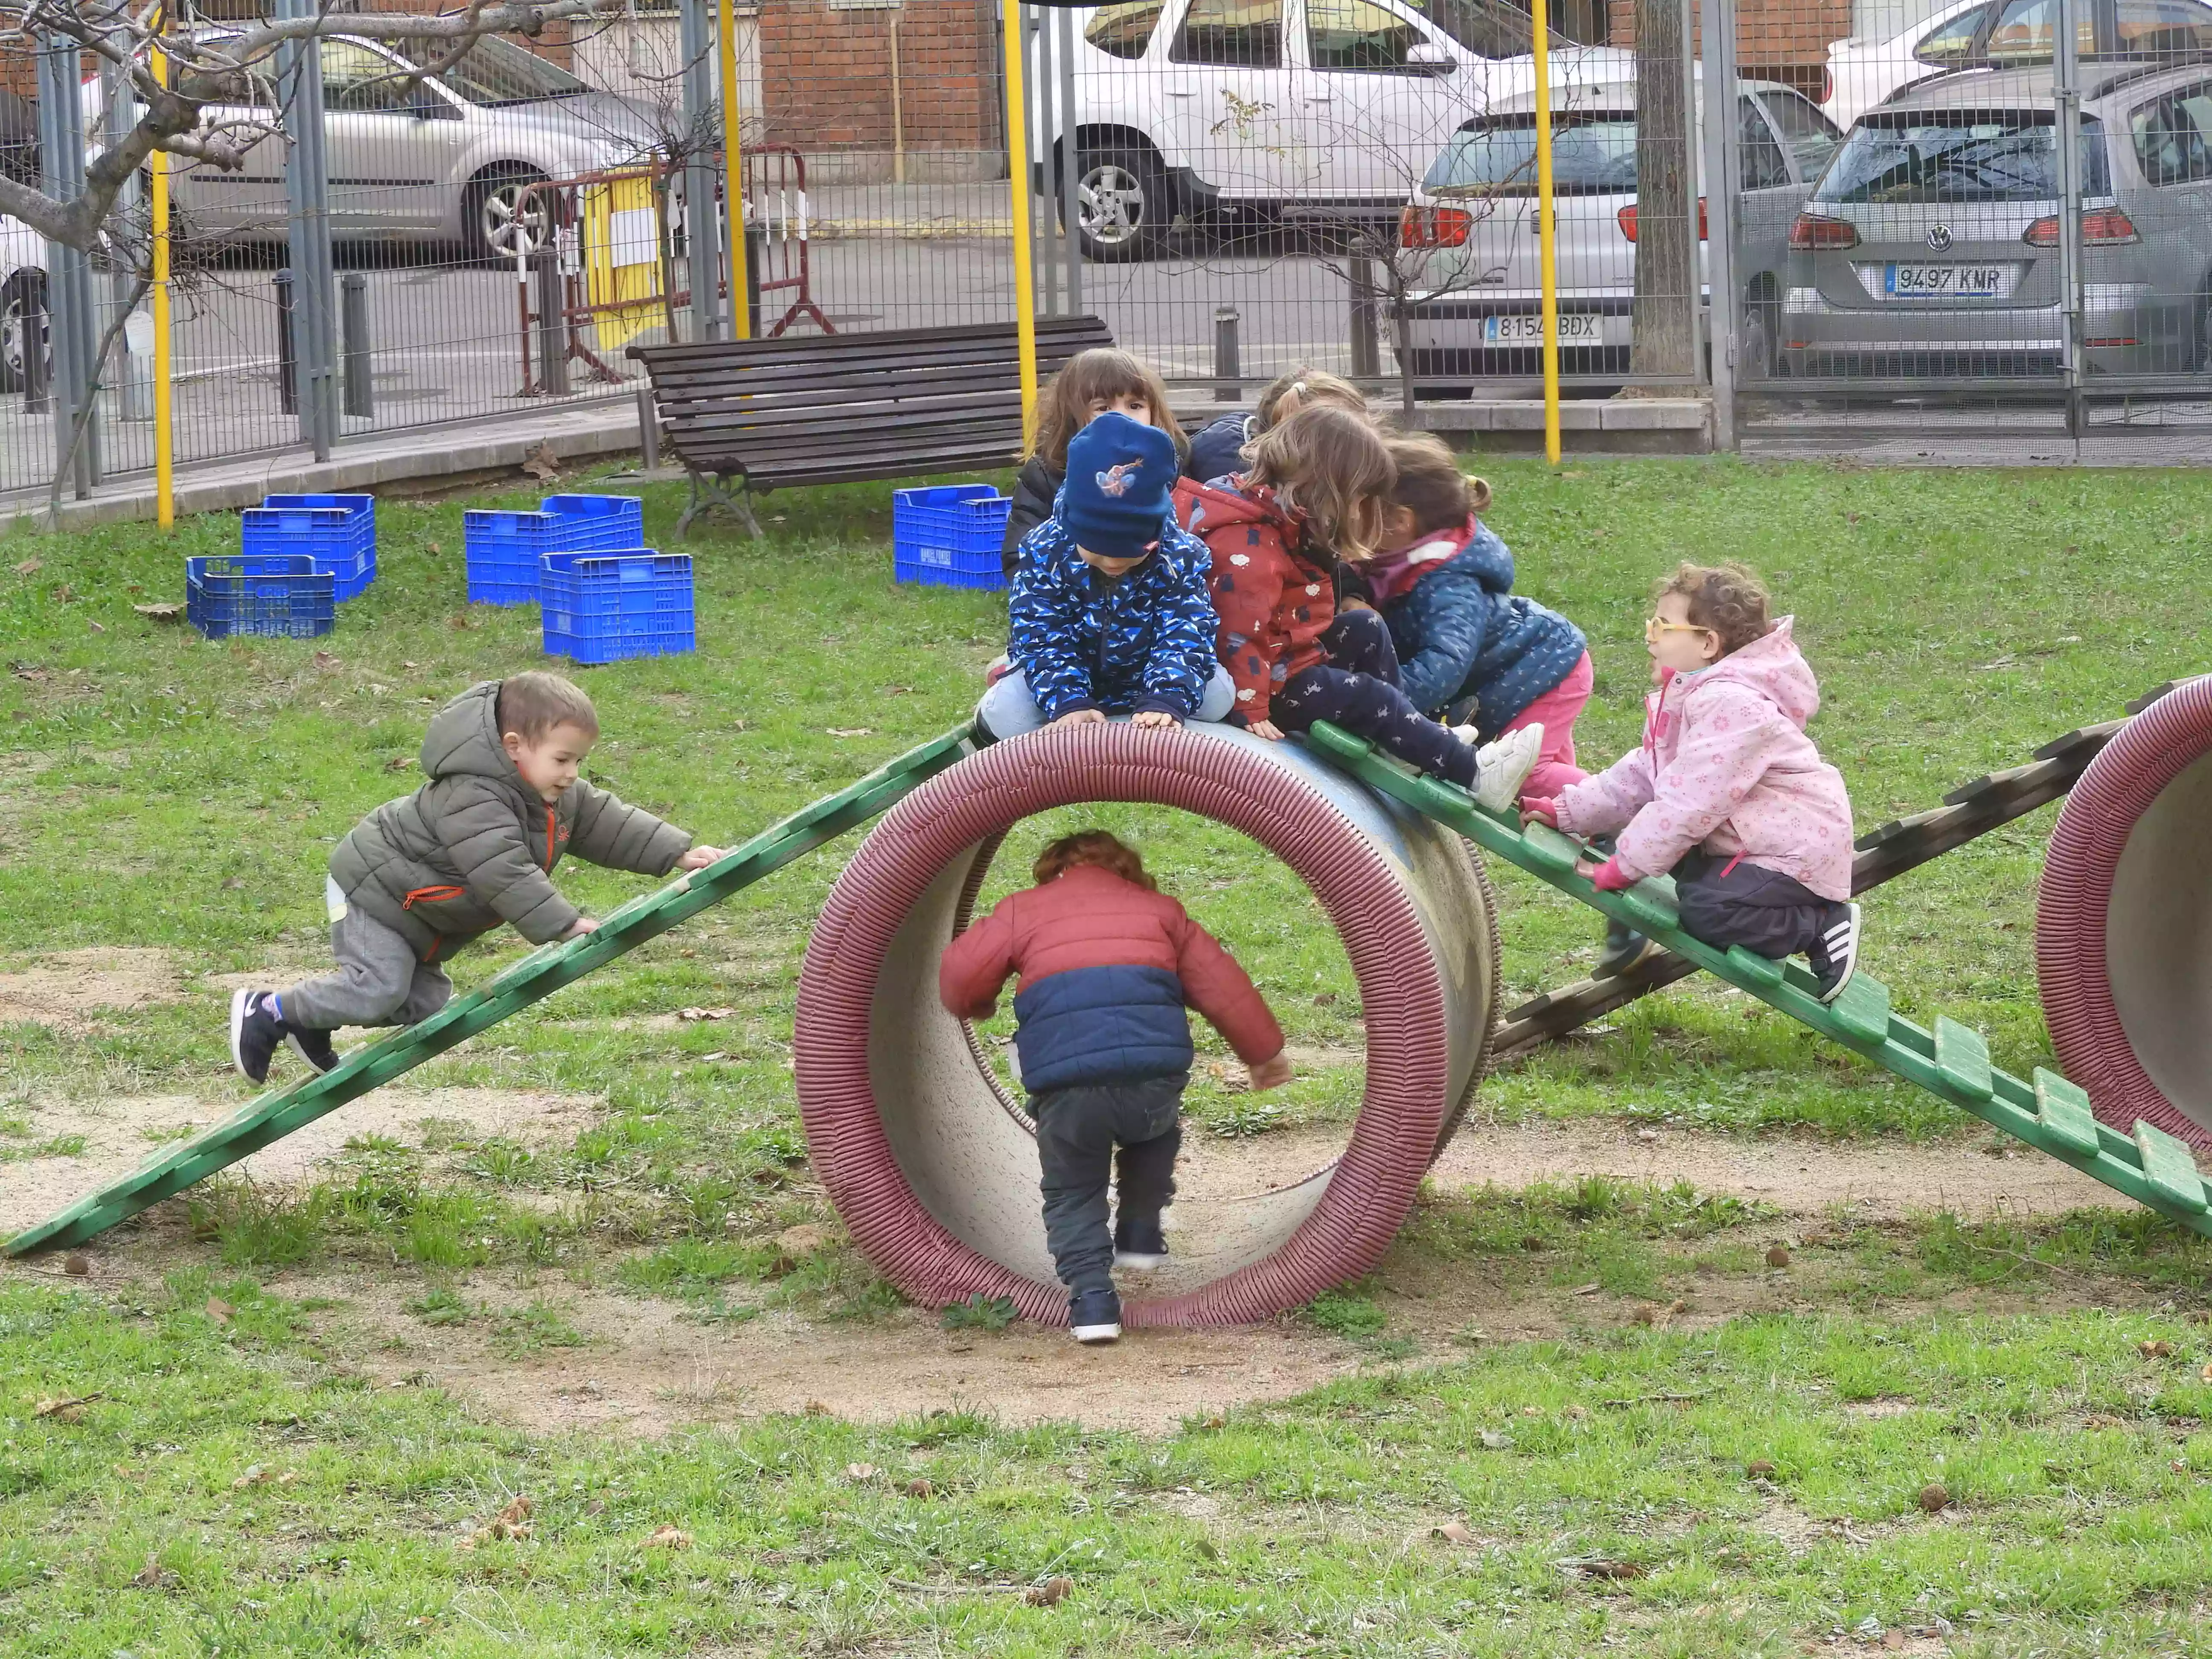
[628,315,1115,537]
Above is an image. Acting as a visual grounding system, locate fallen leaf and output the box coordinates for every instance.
[826,727,874,738]
[50,583,73,602]
[402,660,420,669]
[2139,1339,2174,1358]
[33,1391,103,1420]
[383,756,416,773]
[1918,1482,1950,1513]
[277,1470,300,1487]
[846,1463,879,1482]
[1632,1304,1662,1326]
[1569,1282,1602,1297]
[676,1006,733,1022]
[449,612,480,631]
[903,1478,934,1497]
[133,602,182,622]
[1432,1518,1479,1545]
[2084,1413,2124,1429]
[1563,1558,1645,1580]
[87,620,105,633]
[1746,1459,1777,1479]
[521,441,562,481]
[130,1555,177,1589]
[312,650,338,668]
[62,1254,90,1277]
[1766,1245,1793,1269]
[1881,1630,1906,1650]
[426,541,442,554]
[730,718,747,732]
[1313,991,1338,1006]
[12,557,40,574]
[205,1296,234,1325]
[2174,1458,2190,1473]
[644,1525,692,1550]
[1478,1429,1514,1450]
[1025,1575,1073,1607]
[2200,1362,2212,1383]
[1520,1404,1542,1417]
[221,876,244,891]
[232,1464,275,1490]
[1196,1414,1225,1431]
[698,1050,729,1064]
[882,684,914,695]
[804,1400,830,1416]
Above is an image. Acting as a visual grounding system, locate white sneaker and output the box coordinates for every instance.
[1467,722,1545,814]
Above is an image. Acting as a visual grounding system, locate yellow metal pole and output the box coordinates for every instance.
[150,27,174,528]
[717,0,749,339]
[999,0,1038,447]
[1531,0,1560,465]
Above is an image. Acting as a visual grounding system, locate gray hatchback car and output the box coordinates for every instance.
[1778,60,2212,378]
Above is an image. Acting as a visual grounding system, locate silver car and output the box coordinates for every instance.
[1780,61,2212,377]
[1398,75,1841,383]
[163,33,660,257]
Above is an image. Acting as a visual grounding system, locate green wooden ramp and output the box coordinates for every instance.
[1303,720,2212,1240]
[4,725,977,1258]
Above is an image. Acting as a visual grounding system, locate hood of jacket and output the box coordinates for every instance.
[419,680,533,793]
[1433,517,1513,595]
[1173,476,1319,556]
[1671,616,1819,730]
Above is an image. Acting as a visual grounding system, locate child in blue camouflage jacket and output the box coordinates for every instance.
[979,412,1237,739]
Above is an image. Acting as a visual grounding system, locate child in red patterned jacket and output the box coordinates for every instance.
[1173,406,1544,812]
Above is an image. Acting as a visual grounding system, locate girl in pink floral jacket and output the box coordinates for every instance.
[1523,563,1863,1003]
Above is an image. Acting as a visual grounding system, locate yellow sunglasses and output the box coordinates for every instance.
[1644,614,1717,643]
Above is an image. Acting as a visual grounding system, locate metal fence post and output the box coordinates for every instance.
[1056,5,1083,314]
[2054,0,2086,442]
[275,0,338,460]
[38,35,99,496]
[746,221,763,339]
[341,272,373,419]
[274,270,297,416]
[637,382,660,471]
[1214,305,1241,402]
[535,250,570,396]
[679,0,722,342]
[1348,253,1380,379]
[1700,0,1741,451]
[22,282,48,413]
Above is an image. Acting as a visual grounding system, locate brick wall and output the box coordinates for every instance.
[759,0,995,151]
[1605,0,1851,75]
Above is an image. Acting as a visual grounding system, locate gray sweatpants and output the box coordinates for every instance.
[279,877,453,1033]
[1031,1072,1185,1298]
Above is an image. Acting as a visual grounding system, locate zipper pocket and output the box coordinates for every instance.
[402,885,467,910]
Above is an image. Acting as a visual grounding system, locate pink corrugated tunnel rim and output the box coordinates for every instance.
[2037,675,2212,1150]
[793,721,1456,1328]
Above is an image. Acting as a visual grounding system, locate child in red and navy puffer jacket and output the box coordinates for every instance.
[939,831,1288,1345]
[1173,406,1544,813]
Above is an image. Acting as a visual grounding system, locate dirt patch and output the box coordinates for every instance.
[1183,1118,2128,1221]
[0,948,181,1030]
[0,1087,596,1236]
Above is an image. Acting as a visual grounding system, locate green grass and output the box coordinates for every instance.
[5,457,2212,1653]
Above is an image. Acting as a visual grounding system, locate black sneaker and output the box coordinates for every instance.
[229,989,285,1084]
[287,1026,340,1075]
[1811,902,1863,1005]
[1596,920,1663,978]
[1068,1287,1122,1344]
[1114,1212,1168,1271]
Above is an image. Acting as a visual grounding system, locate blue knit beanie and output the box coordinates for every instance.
[1058,412,1178,559]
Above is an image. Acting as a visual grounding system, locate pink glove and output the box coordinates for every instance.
[1588,856,1635,892]
[1520,797,1560,829]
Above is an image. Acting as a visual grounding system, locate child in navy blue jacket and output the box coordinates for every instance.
[980,412,1236,739]
[940,831,1289,1343]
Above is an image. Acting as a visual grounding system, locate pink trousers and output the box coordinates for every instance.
[1499,650,1593,801]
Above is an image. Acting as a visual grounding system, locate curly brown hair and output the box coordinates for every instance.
[1252,365,1370,431]
[1656,562,1773,655]
[1030,349,1188,470]
[1242,405,1397,562]
[1032,830,1156,891]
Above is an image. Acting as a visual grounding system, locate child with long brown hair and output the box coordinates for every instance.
[1185,365,1370,483]
[1173,406,1544,810]
[1001,348,1190,573]
[940,830,1289,1344]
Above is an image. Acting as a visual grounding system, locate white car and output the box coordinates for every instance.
[0,214,48,395]
[1036,0,1633,260]
[1397,75,1841,385]
[1822,0,2212,129]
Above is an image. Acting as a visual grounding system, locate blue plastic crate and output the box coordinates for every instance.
[540,494,644,551]
[186,554,335,640]
[540,550,695,664]
[892,485,1010,591]
[243,493,375,601]
[463,509,565,605]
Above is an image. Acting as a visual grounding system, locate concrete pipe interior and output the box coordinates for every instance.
[2039,675,2212,1151]
[793,721,1499,1327]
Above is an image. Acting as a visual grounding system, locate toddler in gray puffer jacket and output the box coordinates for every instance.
[228,672,725,1084]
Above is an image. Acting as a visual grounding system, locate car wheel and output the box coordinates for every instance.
[0,267,48,396]
[1067,146,1170,264]
[466,167,550,262]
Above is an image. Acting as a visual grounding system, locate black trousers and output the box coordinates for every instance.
[1031,1074,1185,1298]
[1273,609,1479,788]
[1673,850,1848,960]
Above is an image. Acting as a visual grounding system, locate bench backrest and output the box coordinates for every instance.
[631,316,1116,490]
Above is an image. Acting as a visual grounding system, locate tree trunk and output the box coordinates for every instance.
[1628,0,1695,384]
